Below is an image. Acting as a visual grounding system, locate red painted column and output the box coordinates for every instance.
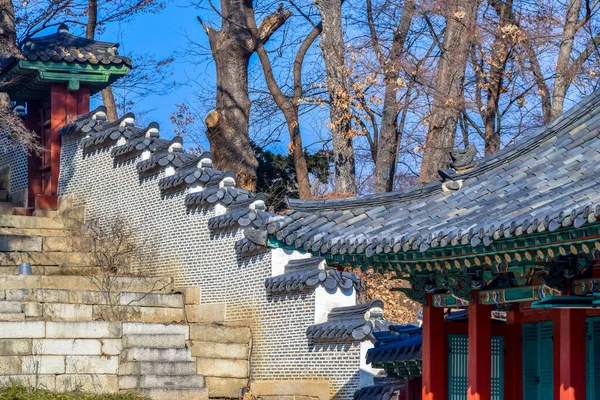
[467,291,491,400]
[422,294,446,400]
[506,309,523,400]
[25,100,42,209]
[558,308,586,400]
[37,84,90,210]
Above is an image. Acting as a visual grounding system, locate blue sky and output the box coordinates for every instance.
[98,2,213,141]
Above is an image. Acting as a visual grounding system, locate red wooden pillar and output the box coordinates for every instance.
[25,100,42,209]
[36,83,89,210]
[558,308,586,400]
[467,291,491,400]
[506,309,523,400]
[422,294,446,400]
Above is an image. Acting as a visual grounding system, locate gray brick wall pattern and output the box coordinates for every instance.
[54,135,361,399]
[0,146,28,203]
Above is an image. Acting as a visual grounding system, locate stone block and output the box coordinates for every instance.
[101,339,122,355]
[0,235,42,252]
[21,356,65,374]
[119,361,197,376]
[0,215,74,230]
[92,305,185,323]
[185,304,226,323]
[0,289,4,300]
[120,292,184,308]
[191,341,248,360]
[122,375,204,390]
[43,236,89,252]
[0,301,21,313]
[251,381,329,400]
[123,334,186,349]
[46,321,122,339]
[0,313,25,321]
[196,358,248,378]
[124,347,192,362]
[56,374,119,393]
[0,321,45,338]
[43,303,93,321]
[190,324,251,344]
[24,302,43,317]
[37,289,70,303]
[0,356,22,374]
[177,287,201,305]
[205,377,247,398]
[65,355,119,374]
[32,339,102,355]
[0,339,32,355]
[139,388,208,400]
[122,323,188,339]
[68,290,112,305]
[0,374,56,391]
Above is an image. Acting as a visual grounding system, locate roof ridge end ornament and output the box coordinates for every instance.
[438,169,463,193]
[449,143,477,173]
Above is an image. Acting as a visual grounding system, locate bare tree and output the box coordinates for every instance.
[198,0,290,192]
[367,0,416,192]
[314,0,357,194]
[419,0,481,183]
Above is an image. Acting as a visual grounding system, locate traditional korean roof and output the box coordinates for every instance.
[0,24,131,100]
[264,257,360,294]
[21,24,131,67]
[306,300,387,342]
[367,325,422,365]
[265,91,600,268]
[353,377,405,400]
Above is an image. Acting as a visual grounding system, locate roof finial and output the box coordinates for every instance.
[449,143,477,172]
[57,23,70,34]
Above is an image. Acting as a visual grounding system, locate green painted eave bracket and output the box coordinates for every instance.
[0,59,129,97]
[531,294,600,309]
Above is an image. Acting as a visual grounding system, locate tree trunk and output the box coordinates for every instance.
[419,0,480,184]
[550,0,581,120]
[373,0,415,193]
[314,0,356,194]
[0,0,16,55]
[484,0,513,156]
[85,0,118,122]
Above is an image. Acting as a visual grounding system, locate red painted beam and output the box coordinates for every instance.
[25,100,42,208]
[422,294,446,400]
[558,308,586,400]
[467,291,491,400]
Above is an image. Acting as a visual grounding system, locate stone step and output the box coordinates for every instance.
[0,227,72,237]
[119,361,197,376]
[137,388,208,400]
[120,374,204,390]
[0,215,77,230]
[33,210,58,218]
[0,313,25,321]
[0,275,173,293]
[122,323,189,339]
[0,235,42,252]
[0,265,101,276]
[124,347,192,362]
[120,292,184,308]
[0,203,13,216]
[0,251,88,267]
[123,334,186,349]
[0,301,23,313]
[43,236,90,252]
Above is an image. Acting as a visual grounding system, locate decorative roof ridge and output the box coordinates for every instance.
[58,105,107,136]
[264,257,361,294]
[353,380,405,400]
[287,89,600,213]
[306,300,386,342]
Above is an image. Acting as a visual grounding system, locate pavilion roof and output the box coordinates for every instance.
[19,24,131,68]
[266,91,600,262]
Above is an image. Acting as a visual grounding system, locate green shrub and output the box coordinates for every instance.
[0,385,149,400]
